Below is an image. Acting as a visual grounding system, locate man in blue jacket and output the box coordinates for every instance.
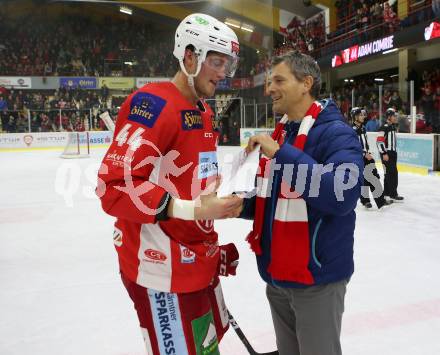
[242,51,363,355]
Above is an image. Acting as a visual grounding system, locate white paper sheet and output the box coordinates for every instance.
[217,146,260,197]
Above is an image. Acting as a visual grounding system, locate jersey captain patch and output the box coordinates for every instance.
[128,92,166,128]
[181,110,204,130]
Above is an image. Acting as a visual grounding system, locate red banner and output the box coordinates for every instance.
[231,78,254,89]
[425,21,440,41]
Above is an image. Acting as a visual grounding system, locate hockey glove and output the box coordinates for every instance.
[218,243,239,276]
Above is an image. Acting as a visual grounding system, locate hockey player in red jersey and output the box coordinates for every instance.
[97,13,242,355]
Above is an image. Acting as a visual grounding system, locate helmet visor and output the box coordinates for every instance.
[204,54,239,77]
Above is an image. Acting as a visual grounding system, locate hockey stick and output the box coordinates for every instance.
[99,111,115,132]
[228,311,279,355]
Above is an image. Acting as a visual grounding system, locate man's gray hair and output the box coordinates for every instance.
[272,50,321,98]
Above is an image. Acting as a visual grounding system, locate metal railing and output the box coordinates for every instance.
[312,1,435,58]
[0,108,108,133]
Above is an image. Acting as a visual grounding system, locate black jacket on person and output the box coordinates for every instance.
[377,123,397,155]
[352,124,369,157]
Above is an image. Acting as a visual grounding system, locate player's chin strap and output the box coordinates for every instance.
[178,58,203,100]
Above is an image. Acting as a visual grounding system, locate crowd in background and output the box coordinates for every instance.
[0,2,436,79]
[282,14,326,55]
[0,87,118,133]
[0,10,259,79]
[0,12,175,78]
[1,67,439,133]
[0,1,439,135]
[334,0,399,36]
[329,67,440,133]
[251,14,326,75]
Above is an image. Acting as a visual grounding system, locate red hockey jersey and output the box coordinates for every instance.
[97,82,221,293]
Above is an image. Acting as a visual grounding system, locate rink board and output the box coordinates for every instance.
[0,131,113,152]
[240,128,440,175]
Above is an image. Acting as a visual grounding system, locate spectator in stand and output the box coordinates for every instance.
[369,101,380,117]
[407,67,420,100]
[0,94,8,132]
[365,112,380,132]
[383,2,398,33]
[16,112,28,133]
[0,94,7,111]
[434,86,440,133]
[421,86,436,128]
[372,2,383,24]
[368,92,378,109]
[434,0,440,17]
[7,112,16,133]
[359,3,369,32]
[73,116,85,131]
[383,90,392,111]
[30,111,41,132]
[101,81,109,102]
[389,91,403,111]
[40,113,54,132]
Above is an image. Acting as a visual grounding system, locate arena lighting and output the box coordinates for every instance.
[119,6,132,15]
[225,18,241,29]
[374,78,384,82]
[382,48,399,55]
[241,24,254,33]
[344,79,349,82]
[225,18,254,33]
[124,62,133,66]
[349,79,354,82]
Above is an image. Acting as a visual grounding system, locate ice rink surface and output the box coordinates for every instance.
[1,146,439,355]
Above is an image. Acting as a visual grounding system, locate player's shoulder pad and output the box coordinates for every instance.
[127,91,167,128]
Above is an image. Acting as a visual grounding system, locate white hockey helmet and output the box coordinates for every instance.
[173,13,240,78]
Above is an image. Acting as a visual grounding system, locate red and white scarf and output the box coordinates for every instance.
[246,101,323,284]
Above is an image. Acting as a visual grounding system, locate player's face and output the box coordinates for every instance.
[356,114,365,124]
[268,61,305,115]
[389,114,398,124]
[195,53,230,97]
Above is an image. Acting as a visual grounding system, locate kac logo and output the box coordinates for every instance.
[180,245,196,264]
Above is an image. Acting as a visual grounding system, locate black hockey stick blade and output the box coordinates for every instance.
[228,311,279,355]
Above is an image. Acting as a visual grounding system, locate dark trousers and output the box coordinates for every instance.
[266,279,348,355]
[361,157,387,208]
[382,150,398,197]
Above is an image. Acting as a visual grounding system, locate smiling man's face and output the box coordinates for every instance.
[268,61,306,115]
